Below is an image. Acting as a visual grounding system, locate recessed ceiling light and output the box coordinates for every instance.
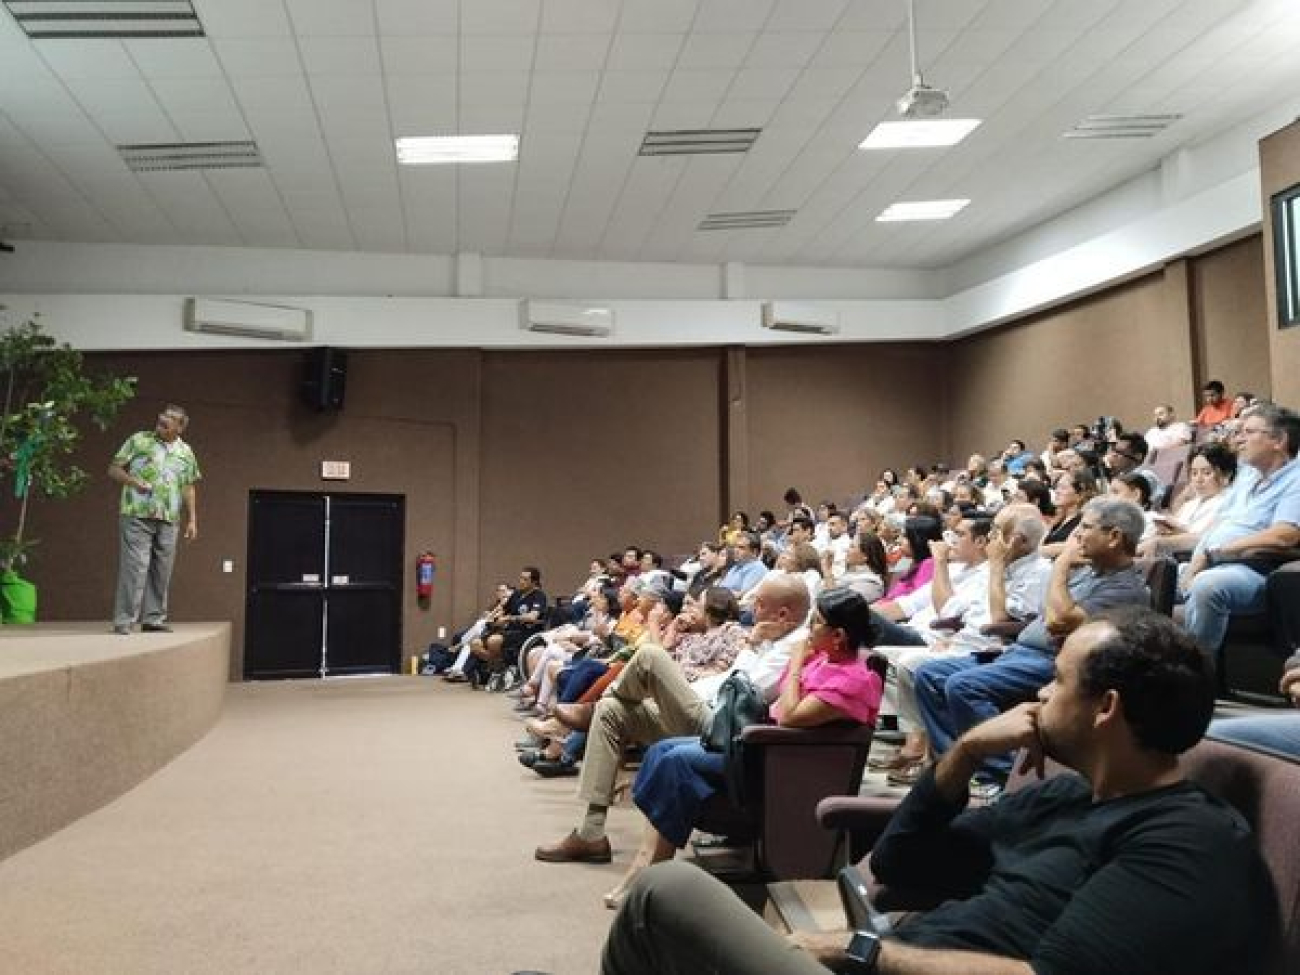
[859,119,981,150]
[395,135,519,165]
[876,199,971,222]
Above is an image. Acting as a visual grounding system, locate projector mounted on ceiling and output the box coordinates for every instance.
[896,0,949,119]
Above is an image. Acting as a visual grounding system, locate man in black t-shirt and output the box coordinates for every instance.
[599,608,1279,975]
[468,566,546,682]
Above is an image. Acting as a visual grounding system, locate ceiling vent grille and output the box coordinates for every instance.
[119,141,262,172]
[698,209,796,231]
[1063,114,1182,140]
[3,1,204,39]
[639,128,761,156]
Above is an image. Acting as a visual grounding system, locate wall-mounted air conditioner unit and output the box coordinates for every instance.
[519,299,614,337]
[183,297,313,342]
[761,301,839,335]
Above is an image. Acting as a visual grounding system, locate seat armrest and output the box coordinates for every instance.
[929,616,963,632]
[816,795,901,833]
[741,723,873,747]
[979,620,1028,641]
[1217,548,1300,574]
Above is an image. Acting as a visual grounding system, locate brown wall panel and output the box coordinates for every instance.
[1261,119,1300,406]
[478,349,723,597]
[745,344,949,510]
[1192,234,1271,399]
[946,273,1182,459]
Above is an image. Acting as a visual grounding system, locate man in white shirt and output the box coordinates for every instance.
[815,511,853,579]
[1144,404,1192,455]
[535,574,810,864]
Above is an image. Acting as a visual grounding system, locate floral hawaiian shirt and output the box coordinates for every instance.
[113,431,201,522]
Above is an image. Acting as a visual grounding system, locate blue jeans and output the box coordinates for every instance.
[1207,714,1300,759]
[914,644,1055,781]
[1183,564,1268,663]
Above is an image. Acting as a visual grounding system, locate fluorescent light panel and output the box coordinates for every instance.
[859,119,981,149]
[4,0,203,38]
[396,135,518,164]
[119,141,261,172]
[698,209,795,231]
[639,128,761,156]
[877,199,970,222]
[1063,114,1182,139]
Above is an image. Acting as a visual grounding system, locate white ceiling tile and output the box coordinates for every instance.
[190,0,292,37]
[596,70,670,103]
[694,0,776,32]
[381,36,458,74]
[284,0,376,37]
[585,99,657,135]
[607,33,685,71]
[459,102,527,131]
[307,74,387,116]
[280,189,343,211]
[529,70,600,105]
[461,0,543,35]
[124,39,223,79]
[211,37,304,77]
[808,29,892,68]
[534,33,611,71]
[460,35,537,71]
[767,0,850,32]
[968,0,1055,30]
[36,40,138,81]
[619,0,700,34]
[173,112,252,143]
[462,71,530,103]
[651,102,718,129]
[524,99,591,132]
[290,207,357,249]
[150,78,244,119]
[712,100,780,128]
[386,76,458,133]
[231,75,317,117]
[726,67,799,102]
[62,77,159,119]
[660,69,735,102]
[678,31,755,69]
[787,66,861,102]
[349,207,408,251]
[745,31,828,68]
[95,111,179,146]
[375,0,458,35]
[299,36,383,75]
[541,0,621,34]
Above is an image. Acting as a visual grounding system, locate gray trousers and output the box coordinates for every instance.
[602,860,828,975]
[114,515,178,627]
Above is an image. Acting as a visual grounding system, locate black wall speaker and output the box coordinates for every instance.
[301,347,347,411]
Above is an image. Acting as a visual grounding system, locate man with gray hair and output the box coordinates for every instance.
[914,497,1149,786]
[1182,403,1300,667]
[107,404,200,634]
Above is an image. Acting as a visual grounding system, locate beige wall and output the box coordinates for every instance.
[1261,119,1300,406]
[1191,234,1271,400]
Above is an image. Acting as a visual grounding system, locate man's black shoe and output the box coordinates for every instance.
[532,759,579,778]
[142,623,173,633]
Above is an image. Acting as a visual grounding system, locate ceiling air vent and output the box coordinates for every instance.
[639,128,761,157]
[698,209,796,231]
[119,141,262,172]
[1063,114,1182,140]
[3,1,204,39]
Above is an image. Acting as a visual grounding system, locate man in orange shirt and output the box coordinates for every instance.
[1194,380,1234,427]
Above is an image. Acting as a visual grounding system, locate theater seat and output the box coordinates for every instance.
[1215,552,1300,704]
[813,737,1300,974]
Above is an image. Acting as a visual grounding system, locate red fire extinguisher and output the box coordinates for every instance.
[416,552,436,601]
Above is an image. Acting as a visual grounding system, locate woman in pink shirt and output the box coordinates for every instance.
[884,515,944,600]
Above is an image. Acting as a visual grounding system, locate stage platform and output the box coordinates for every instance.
[0,622,230,861]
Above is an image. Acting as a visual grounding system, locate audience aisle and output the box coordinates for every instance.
[0,678,638,975]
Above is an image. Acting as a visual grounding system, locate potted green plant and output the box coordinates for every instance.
[0,312,135,622]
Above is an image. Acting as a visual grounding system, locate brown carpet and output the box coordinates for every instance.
[0,677,642,975]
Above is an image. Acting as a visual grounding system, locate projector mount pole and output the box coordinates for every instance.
[906,0,925,88]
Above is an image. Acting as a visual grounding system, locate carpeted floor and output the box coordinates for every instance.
[0,677,643,975]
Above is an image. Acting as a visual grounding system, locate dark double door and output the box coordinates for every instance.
[245,491,404,679]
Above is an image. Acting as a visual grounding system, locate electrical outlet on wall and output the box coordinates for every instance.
[437,626,446,639]
[222,559,234,573]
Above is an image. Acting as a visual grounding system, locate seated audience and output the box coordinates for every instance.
[1110,470,1158,540]
[1041,468,1097,558]
[717,511,749,547]
[1144,403,1192,454]
[1138,441,1236,558]
[442,582,512,682]
[814,510,852,578]
[601,610,1277,975]
[1182,403,1300,664]
[684,541,727,599]
[1209,648,1300,757]
[914,498,1149,786]
[602,588,884,909]
[1194,378,1234,428]
[718,530,768,598]
[465,565,547,684]
[883,516,943,600]
[533,574,810,864]
[828,530,888,604]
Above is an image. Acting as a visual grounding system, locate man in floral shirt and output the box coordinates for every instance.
[108,404,200,634]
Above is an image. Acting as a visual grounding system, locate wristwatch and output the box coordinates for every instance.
[842,929,882,973]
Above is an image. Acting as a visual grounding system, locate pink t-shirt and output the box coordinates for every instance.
[885,556,935,600]
[770,651,883,727]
